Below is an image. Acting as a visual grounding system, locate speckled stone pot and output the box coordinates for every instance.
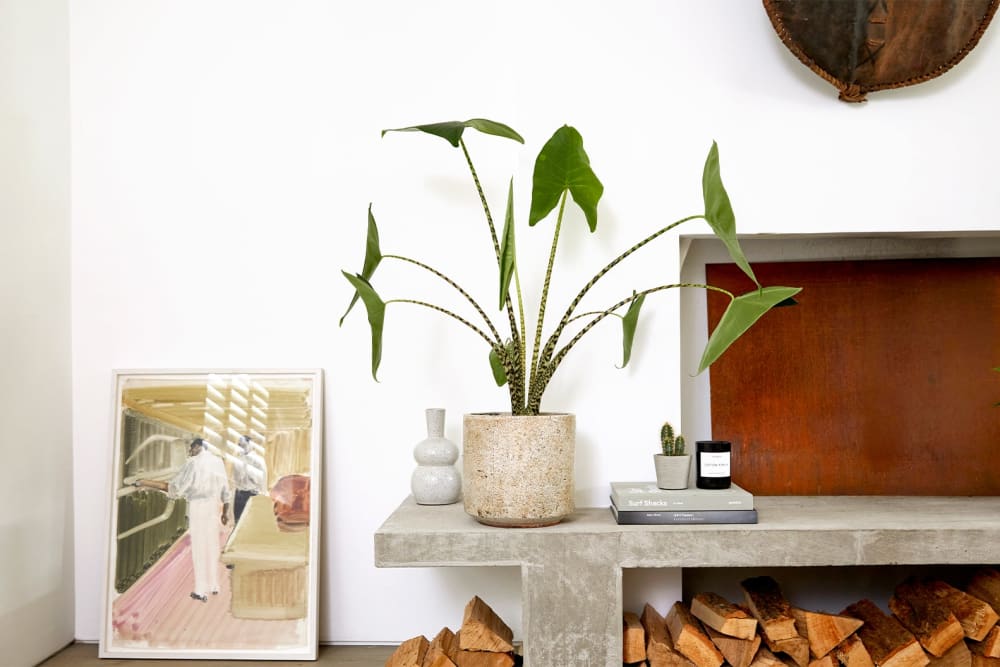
[462,412,575,527]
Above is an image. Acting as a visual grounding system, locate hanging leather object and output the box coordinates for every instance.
[763,0,999,102]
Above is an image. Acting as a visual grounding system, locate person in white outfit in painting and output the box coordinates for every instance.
[232,434,267,524]
[135,437,231,602]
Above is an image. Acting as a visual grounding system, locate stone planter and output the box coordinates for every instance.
[462,412,575,527]
[654,453,691,490]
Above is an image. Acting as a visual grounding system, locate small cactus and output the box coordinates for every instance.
[660,421,686,456]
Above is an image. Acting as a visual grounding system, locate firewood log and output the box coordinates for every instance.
[387,635,430,667]
[791,607,864,659]
[424,628,460,667]
[923,581,999,642]
[843,599,929,667]
[693,592,759,640]
[625,611,648,664]
[763,630,811,667]
[970,627,1000,659]
[926,639,970,667]
[666,602,725,667]
[810,656,839,667]
[834,633,875,667]
[453,651,514,667]
[643,603,696,667]
[742,576,800,642]
[705,623,761,667]
[752,646,792,667]
[969,637,1000,667]
[459,597,514,653]
[890,581,965,657]
[967,569,1000,613]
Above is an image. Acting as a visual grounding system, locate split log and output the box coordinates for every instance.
[926,639,970,667]
[967,570,1000,620]
[666,601,725,667]
[843,599,929,667]
[425,655,458,667]
[834,633,875,667]
[792,607,864,659]
[969,638,1000,667]
[763,631,811,667]
[459,597,514,653]
[387,635,430,667]
[424,628,460,667]
[705,624,761,667]
[811,656,839,667]
[970,627,1000,659]
[625,611,648,664]
[752,646,792,667]
[643,603,696,667]
[693,592,759,640]
[453,651,515,667]
[743,576,800,642]
[923,581,999,642]
[890,581,965,657]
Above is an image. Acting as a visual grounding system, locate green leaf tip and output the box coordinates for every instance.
[697,285,802,374]
[528,125,603,231]
[618,291,646,369]
[702,141,759,288]
[498,179,517,310]
[341,270,385,382]
[340,205,383,327]
[488,347,508,387]
[381,118,524,148]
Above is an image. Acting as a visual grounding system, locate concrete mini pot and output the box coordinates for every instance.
[653,454,692,490]
[462,412,575,527]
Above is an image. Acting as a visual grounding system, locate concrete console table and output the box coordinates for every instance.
[375,496,1000,667]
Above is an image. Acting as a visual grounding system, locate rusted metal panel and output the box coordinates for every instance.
[706,257,1000,495]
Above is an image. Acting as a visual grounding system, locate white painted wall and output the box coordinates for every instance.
[70,1,1000,644]
[0,0,73,664]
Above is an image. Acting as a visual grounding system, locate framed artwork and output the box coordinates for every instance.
[99,369,323,660]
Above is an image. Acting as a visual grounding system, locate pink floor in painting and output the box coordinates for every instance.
[111,529,303,650]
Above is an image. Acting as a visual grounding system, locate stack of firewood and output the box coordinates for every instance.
[386,596,521,667]
[625,568,1000,667]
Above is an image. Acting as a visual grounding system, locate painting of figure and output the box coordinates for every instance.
[100,370,322,660]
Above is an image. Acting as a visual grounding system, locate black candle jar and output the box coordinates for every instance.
[696,440,731,489]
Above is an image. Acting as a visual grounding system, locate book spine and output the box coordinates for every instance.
[610,507,758,525]
[611,496,753,511]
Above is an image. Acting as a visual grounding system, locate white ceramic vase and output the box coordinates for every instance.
[411,408,461,505]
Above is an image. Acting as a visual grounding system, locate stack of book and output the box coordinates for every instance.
[609,481,757,524]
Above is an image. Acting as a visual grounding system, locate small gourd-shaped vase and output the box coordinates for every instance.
[411,408,461,505]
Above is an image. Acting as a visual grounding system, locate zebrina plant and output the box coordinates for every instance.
[341,119,801,416]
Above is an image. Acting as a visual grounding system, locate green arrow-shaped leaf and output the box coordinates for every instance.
[488,347,508,387]
[340,205,383,326]
[618,291,646,368]
[697,286,802,373]
[702,141,758,287]
[341,271,386,381]
[528,125,603,231]
[498,179,517,310]
[382,118,524,148]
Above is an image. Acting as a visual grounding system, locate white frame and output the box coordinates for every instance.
[99,369,323,660]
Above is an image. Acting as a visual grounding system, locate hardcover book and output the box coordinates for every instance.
[610,481,754,511]
[609,503,759,525]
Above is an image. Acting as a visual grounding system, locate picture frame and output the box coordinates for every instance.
[99,369,323,660]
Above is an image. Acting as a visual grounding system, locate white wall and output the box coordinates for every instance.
[70,1,1000,643]
[0,0,74,664]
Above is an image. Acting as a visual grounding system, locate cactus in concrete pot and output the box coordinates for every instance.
[660,421,687,457]
[655,421,691,489]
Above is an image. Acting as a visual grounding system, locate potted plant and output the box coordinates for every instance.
[655,422,690,490]
[342,118,800,527]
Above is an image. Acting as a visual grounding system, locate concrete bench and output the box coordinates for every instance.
[375,496,1000,667]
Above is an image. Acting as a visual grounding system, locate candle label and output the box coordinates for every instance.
[699,452,730,478]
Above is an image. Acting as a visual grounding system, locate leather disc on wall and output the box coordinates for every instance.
[763,0,999,102]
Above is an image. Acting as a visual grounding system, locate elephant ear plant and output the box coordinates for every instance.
[341,119,801,416]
